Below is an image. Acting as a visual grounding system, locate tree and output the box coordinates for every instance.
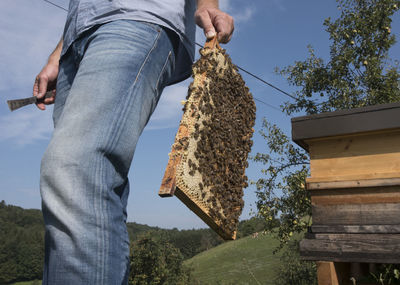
[129,232,191,285]
[273,240,317,285]
[253,0,400,247]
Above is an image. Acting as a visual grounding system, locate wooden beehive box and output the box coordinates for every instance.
[292,102,400,265]
[158,38,256,240]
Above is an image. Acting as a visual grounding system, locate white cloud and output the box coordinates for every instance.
[0,0,64,146]
[218,0,255,23]
[232,7,255,23]
[0,107,53,146]
[271,0,287,12]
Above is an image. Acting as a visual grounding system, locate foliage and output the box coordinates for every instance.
[252,121,311,247]
[253,0,400,248]
[277,0,400,115]
[129,233,191,285]
[0,201,44,284]
[273,240,317,285]
[236,217,270,239]
[369,264,400,285]
[151,228,222,259]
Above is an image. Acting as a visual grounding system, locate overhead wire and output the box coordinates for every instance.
[43,0,68,11]
[40,0,292,112]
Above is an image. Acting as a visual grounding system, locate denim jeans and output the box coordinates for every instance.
[40,20,177,284]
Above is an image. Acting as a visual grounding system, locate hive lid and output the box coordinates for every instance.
[291,102,400,151]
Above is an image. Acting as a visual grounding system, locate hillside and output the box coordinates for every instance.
[184,233,282,285]
[0,201,266,284]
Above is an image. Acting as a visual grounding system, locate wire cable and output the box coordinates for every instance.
[43,0,68,11]
[253,98,282,111]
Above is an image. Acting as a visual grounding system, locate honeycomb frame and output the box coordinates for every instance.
[159,38,256,240]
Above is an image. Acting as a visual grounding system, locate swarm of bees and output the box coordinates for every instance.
[166,43,256,239]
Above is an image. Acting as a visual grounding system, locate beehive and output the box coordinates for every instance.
[159,38,256,240]
[292,102,400,284]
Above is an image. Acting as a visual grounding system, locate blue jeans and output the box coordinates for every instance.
[40,20,177,284]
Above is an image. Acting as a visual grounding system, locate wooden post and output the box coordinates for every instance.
[317,262,351,285]
[317,262,339,285]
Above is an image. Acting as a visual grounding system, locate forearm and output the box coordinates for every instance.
[48,37,63,66]
[33,37,63,108]
[196,0,218,9]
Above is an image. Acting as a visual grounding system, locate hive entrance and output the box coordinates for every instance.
[159,38,256,240]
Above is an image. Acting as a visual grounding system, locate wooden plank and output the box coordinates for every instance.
[159,124,189,197]
[311,225,400,234]
[300,234,400,263]
[308,131,400,181]
[307,172,400,184]
[312,203,400,225]
[158,37,218,197]
[174,187,236,240]
[308,232,400,241]
[310,186,400,205]
[307,177,400,190]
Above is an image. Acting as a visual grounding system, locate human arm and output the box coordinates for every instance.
[195,0,234,43]
[33,37,63,110]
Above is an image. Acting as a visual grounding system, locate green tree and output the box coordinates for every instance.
[253,0,400,248]
[129,232,191,285]
[0,202,44,284]
[273,239,317,285]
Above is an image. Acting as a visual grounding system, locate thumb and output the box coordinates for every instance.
[196,10,216,39]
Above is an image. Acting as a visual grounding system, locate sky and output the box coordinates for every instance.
[0,0,399,229]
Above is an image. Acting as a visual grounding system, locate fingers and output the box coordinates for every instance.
[36,75,49,99]
[195,9,217,39]
[33,75,48,110]
[195,8,234,44]
[33,63,59,110]
[35,91,56,110]
[213,14,234,43]
[44,90,57,105]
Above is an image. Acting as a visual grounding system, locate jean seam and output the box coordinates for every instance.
[155,51,172,94]
[134,29,162,84]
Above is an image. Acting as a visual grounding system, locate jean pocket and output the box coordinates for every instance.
[140,21,162,34]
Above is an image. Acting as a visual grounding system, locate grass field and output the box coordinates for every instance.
[184,233,282,285]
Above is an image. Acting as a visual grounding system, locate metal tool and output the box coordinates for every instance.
[7,91,54,112]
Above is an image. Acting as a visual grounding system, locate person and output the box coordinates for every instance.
[32,0,234,284]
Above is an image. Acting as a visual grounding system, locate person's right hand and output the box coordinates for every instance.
[33,62,59,110]
[195,6,234,44]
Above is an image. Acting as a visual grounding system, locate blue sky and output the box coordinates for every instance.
[1,0,399,229]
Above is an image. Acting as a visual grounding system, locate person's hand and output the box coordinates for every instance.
[33,61,59,110]
[195,7,234,43]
